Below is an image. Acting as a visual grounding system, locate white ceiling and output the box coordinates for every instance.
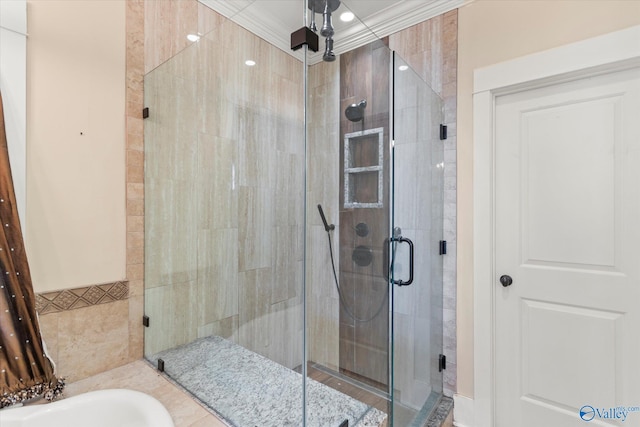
[199,0,463,64]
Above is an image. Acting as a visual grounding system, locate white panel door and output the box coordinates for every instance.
[494,67,640,426]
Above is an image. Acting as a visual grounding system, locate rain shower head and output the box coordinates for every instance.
[345,99,367,122]
[323,37,336,62]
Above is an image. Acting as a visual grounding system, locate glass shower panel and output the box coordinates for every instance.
[143,12,305,427]
[144,42,200,360]
[143,1,446,425]
[304,7,393,425]
[305,8,445,425]
[390,52,444,426]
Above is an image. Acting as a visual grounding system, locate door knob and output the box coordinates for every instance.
[500,275,513,287]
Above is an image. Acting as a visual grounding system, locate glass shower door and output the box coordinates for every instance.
[390,51,444,426]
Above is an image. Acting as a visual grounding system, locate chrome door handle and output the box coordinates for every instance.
[391,237,414,286]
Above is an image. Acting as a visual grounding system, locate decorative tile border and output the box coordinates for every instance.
[36,281,129,314]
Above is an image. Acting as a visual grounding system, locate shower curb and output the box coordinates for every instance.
[424,396,453,427]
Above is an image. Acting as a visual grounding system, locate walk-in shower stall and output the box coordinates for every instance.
[143,1,445,426]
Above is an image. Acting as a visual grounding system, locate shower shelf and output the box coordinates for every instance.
[344,127,384,209]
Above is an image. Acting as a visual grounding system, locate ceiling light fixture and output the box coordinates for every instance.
[398,65,409,71]
[245,60,256,66]
[186,34,200,42]
[340,11,354,22]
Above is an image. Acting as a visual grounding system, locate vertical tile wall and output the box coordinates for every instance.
[307,59,341,370]
[389,10,458,397]
[306,12,458,402]
[143,6,305,370]
[337,41,391,387]
[144,0,197,74]
[306,9,458,398]
[126,0,146,363]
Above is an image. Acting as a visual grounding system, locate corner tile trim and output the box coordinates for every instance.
[36,281,129,314]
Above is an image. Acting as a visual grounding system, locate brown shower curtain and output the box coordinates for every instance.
[0,91,64,407]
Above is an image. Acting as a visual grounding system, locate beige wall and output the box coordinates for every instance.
[30,0,144,384]
[26,0,127,292]
[457,0,640,398]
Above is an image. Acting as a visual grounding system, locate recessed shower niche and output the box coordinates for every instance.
[344,127,384,208]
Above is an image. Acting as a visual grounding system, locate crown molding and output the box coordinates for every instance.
[199,0,463,65]
[199,0,253,20]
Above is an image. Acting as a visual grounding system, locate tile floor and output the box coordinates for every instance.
[58,359,453,427]
[63,360,227,427]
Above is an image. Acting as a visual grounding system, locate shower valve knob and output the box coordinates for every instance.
[499,275,513,287]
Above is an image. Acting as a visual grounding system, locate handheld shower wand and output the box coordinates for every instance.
[317,204,335,232]
[317,203,386,322]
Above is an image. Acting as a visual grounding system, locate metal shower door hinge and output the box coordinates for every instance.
[142,107,149,119]
[142,315,150,327]
[440,124,447,140]
[158,358,165,372]
[439,240,447,255]
[439,354,446,372]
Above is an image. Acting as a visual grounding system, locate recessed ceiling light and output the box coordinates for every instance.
[187,34,200,42]
[398,65,409,71]
[245,60,256,66]
[340,11,354,22]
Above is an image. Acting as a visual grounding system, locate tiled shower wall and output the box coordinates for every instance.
[307,59,341,370]
[306,11,459,397]
[337,41,391,387]
[143,7,305,370]
[389,10,458,397]
[143,1,458,397]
